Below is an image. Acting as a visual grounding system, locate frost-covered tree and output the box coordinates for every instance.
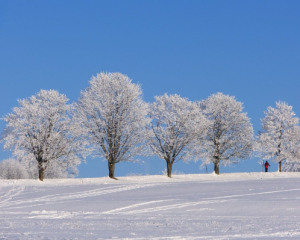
[22,155,78,179]
[257,102,300,172]
[196,93,254,174]
[283,162,300,172]
[1,90,86,181]
[148,94,208,178]
[0,158,28,179]
[74,72,149,179]
[0,155,76,180]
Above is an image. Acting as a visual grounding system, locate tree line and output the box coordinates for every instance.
[1,72,299,181]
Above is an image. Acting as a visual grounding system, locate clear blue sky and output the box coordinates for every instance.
[1,0,300,177]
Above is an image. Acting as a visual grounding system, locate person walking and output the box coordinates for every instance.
[265,161,270,172]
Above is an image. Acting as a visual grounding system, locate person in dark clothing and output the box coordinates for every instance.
[265,161,270,172]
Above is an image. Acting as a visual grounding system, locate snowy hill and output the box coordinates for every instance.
[1,172,300,239]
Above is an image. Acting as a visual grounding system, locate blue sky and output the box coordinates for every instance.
[1,0,300,177]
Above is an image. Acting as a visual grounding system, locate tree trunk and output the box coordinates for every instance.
[108,162,117,180]
[278,161,282,172]
[37,156,45,181]
[39,168,45,181]
[167,161,172,178]
[214,161,220,175]
[214,140,220,175]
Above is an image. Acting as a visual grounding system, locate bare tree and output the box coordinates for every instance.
[196,93,254,174]
[148,94,208,178]
[74,72,149,179]
[1,90,86,181]
[257,101,300,172]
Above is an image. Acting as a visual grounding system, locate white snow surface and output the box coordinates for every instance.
[1,172,300,239]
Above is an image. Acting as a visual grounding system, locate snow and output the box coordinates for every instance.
[1,172,300,239]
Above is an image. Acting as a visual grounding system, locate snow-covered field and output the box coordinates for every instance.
[1,173,300,239]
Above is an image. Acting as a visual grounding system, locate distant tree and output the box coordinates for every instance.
[74,72,149,179]
[195,93,254,174]
[148,94,208,178]
[257,102,300,172]
[1,90,86,181]
[0,158,28,179]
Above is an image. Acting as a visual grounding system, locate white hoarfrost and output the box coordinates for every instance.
[148,94,208,177]
[0,158,28,179]
[195,92,254,174]
[22,155,77,179]
[1,90,86,181]
[74,72,149,179]
[283,162,300,172]
[0,156,76,180]
[257,101,300,172]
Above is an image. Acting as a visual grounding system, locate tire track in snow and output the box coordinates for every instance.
[111,199,230,215]
[202,187,300,201]
[102,199,174,214]
[102,187,300,215]
[0,183,159,209]
[118,230,300,239]
[0,187,24,203]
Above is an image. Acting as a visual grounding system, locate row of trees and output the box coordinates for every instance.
[1,72,299,181]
